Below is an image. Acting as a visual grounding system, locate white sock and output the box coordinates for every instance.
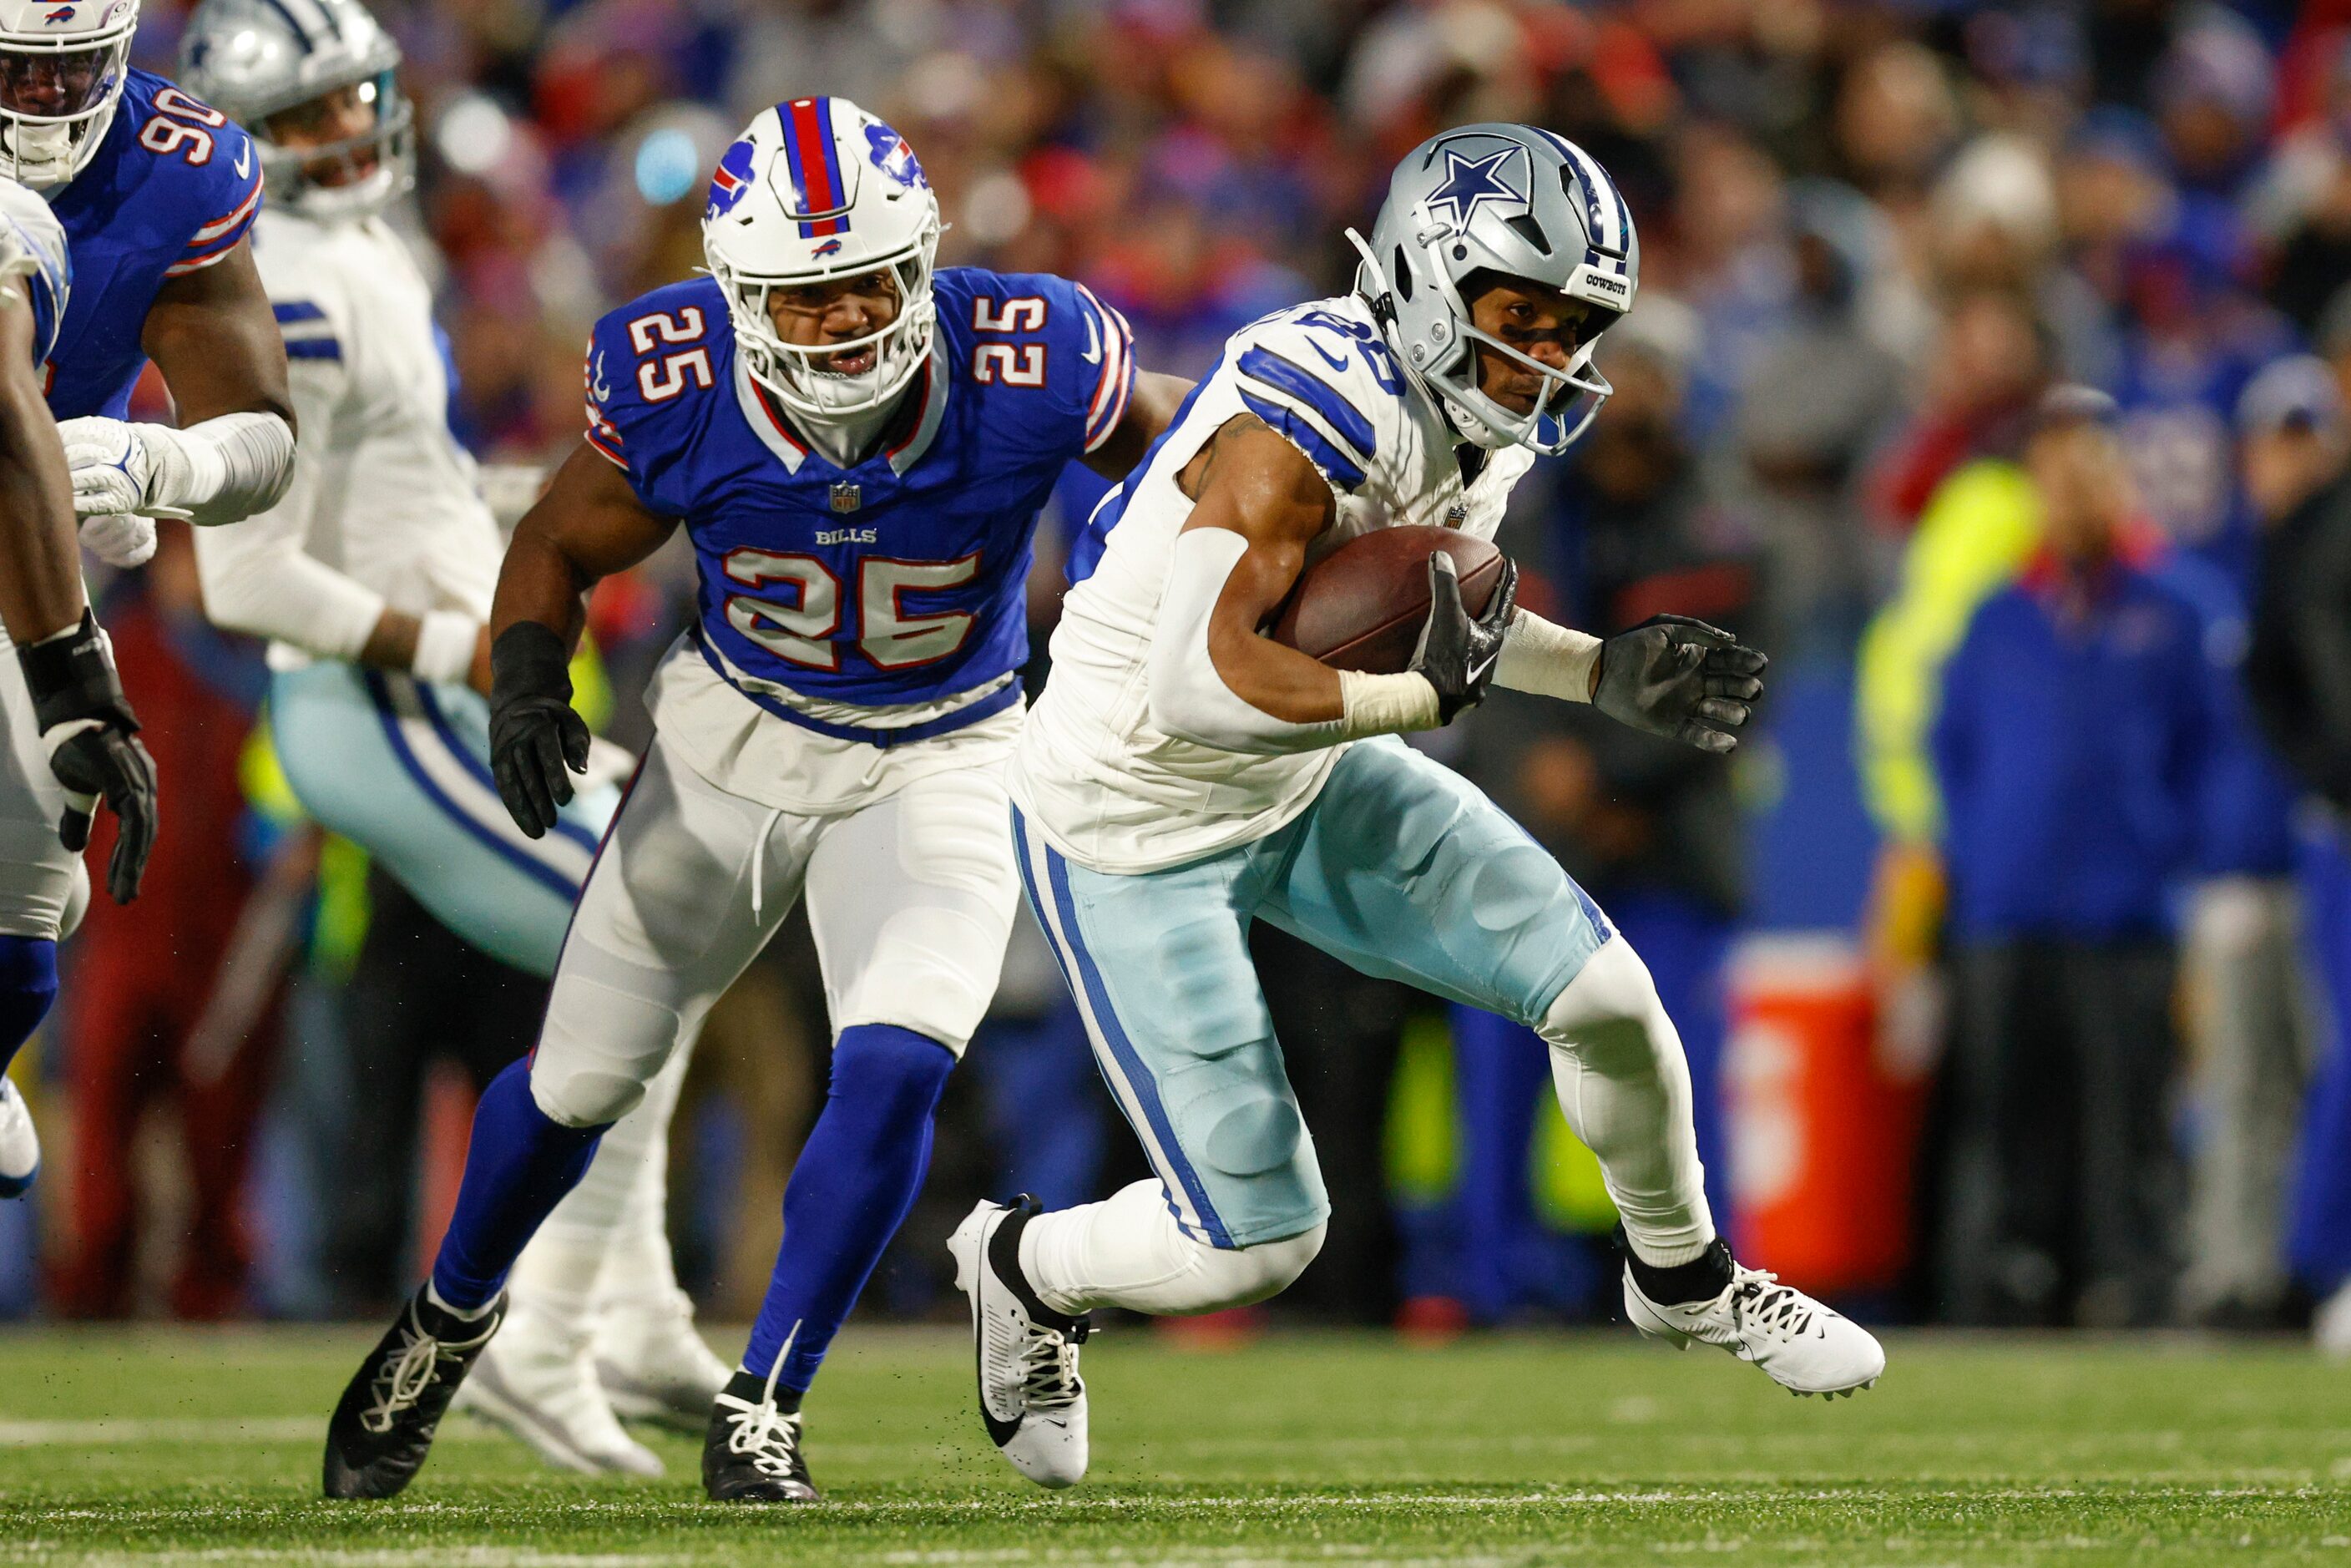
[589,1040,696,1312]
[423,1279,497,1323]
[1536,936,1716,1267]
[1018,1179,1325,1318]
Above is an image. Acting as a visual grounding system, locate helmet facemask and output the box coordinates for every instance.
[0,23,134,189]
[707,215,940,422]
[256,70,415,223]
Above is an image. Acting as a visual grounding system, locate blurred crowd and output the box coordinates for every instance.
[5,0,2351,1345]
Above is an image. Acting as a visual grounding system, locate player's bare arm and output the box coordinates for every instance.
[144,243,295,432]
[487,441,678,836]
[0,286,155,902]
[1083,370,1193,478]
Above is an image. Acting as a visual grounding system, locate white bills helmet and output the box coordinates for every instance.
[0,0,139,189]
[179,0,412,223]
[702,96,942,422]
[1350,124,1639,455]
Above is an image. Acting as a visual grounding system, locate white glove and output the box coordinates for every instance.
[78,512,156,569]
[56,416,192,522]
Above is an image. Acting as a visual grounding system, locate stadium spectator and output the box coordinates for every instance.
[1931,387,2207,1328]
[2238,354,2351,1353]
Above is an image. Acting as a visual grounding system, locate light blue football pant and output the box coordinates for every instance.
[270,663,617,977]
[1013,737,1615,1250]
[271,662,695,1318]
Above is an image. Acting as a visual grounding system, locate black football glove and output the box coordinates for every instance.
[18,609,156,904]
[1410,551,1518,723]
[1592,613,1767,753]
[489,621,590,839]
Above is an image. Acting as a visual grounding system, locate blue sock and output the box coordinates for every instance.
[0,936,57,1078]
[740,1024,953,1397]
[428,1060,606,1311]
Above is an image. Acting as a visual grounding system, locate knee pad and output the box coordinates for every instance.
[1539,937,1673,1074]
[530,964,685,1129]
[1172,1221,1327,1314]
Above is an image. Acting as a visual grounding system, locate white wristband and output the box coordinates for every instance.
[411,610,480,685]
[1494,609,1603,702]
[1337,669,1442,737]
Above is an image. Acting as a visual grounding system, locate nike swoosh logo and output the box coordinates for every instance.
[1469,650,1500,682]
[235,143,252,180]
[1305,337,1350,373]
[1080,311,1102,365]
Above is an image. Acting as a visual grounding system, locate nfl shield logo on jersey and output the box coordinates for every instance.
[830,481,862,513]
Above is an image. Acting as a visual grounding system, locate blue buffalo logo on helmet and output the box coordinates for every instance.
[42,6,75,23]
[707,139,756,221]
[864,123,925,191]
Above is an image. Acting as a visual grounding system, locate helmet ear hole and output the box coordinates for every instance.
[1392,246,1412,302]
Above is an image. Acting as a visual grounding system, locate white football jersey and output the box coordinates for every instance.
[1011,292,1535,873]
[0,175,67,364]
[190,208,503,671]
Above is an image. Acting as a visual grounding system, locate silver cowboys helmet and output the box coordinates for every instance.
[702,95,942,422]
[0,0,139,189]
[1350,124,1639,455]
[179,0,412,222]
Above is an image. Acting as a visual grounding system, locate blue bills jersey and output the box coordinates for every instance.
[44,70,262,419]
[0,177,68,367]
[585,266,1135,711]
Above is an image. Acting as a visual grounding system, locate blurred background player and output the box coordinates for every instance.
[960,125,1878,1492]
[175,0,723,1477]
[0,168,159,1202]
[0,0,284,1203]
[320,95,1186,1503]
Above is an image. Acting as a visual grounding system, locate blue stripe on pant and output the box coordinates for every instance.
[1011,737,1612,1251]
[270,662,619,978]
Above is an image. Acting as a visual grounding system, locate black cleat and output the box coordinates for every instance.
[323,1287,506,1500]
[703,1370,820,1502]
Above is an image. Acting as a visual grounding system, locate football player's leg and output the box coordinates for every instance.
[0,650,80,1197]
[270,664,616,977]
[1267,740,1879,1394]
[727,770,1017,1394]
[326,737,801,1499]
[1003,806,1330,1313]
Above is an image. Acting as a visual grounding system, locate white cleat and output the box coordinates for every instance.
[594,1286,731,1432]
[948,1196,1090,1489]
[0,1075,38,1199]
[2314,1281,2351,1359]
[452,1302,665,1477]
[1625,1247,1886,1398]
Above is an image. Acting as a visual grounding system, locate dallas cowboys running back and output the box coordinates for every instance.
[0,171,155,1201]
[177,0,726,1479]
[956,124,1887,1489]
[320,95,1186,1504]
[0,0,292,1196]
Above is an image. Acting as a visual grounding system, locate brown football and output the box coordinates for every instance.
[1266,526,1509,674]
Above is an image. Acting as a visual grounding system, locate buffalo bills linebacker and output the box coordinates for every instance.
[0,170,155,1200]
[178,0,726,1479]
[0,0,283,1195]
[958,125,1886,1489]
[320,96,1186,1503]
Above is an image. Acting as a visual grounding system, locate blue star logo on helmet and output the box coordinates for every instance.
[1423,144,1529,235]
[707,139,756,220]
[864,123,926,191]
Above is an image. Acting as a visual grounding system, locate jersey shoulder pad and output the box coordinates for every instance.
[938,266,1134,455]
[1221,298,1408,495]
[122,73,265,281]
[0,176,67,364]
[252,211,352,369]
[584,279,728,486]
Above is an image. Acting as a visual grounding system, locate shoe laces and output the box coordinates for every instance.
[1728,1267,1815,1342]
[1017,1318,1088,1412]
[362,1321,447,1434]
[722,1321,806,1480]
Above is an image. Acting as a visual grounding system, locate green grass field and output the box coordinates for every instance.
[1,1325,2346,1565]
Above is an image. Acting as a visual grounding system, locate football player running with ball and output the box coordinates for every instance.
[321,97,1187,1503]
[958,125,1885,1489]
[177,0,728,1478]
